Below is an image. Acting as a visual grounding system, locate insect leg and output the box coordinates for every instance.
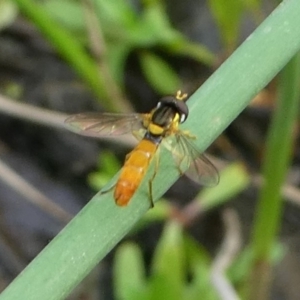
[99,182,116,196]
[174,135,186,176]
[148,149,160,208]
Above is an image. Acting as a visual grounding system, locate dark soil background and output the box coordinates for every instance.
[0,1,300,299]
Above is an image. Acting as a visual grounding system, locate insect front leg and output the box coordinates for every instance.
[181,130,196,140]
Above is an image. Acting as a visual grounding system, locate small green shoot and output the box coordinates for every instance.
[113,221,218,300]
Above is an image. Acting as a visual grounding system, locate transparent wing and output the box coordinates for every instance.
[65,112,148,138]
[163,131,219,186]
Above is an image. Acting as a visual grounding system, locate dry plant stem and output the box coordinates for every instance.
[70,267,101,299]
[0,94,66,130]
[282,184,300,206]
[177,160,300,226]
[0,231,27,274]
[0,94,135,147]
[81,0,133,113]
[248,262,272,300]
[211,209,241,300]
[177,201,202,226]
[0,159,73,224]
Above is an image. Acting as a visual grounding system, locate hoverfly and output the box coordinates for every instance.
[65,91,219,207]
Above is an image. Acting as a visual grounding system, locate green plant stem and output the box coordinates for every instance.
[2,1,300,299]
[248,53,300,300]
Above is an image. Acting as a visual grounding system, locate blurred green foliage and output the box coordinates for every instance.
[114,222,218,300]
[0,0,18,31]
[114,163,252,299]
[14,0,216,110]
[208,0,264,51]
[114,219,285,300]
[88,151,121,190]
[8,0,298,299]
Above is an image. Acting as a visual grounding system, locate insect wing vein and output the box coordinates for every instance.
[164,132,219,186]
[65,113,146,137]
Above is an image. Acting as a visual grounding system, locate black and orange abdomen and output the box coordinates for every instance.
[114,139,158,206]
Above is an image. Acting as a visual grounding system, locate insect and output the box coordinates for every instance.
[65,90,219,207]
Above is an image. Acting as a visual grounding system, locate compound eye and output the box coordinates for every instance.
[180,113,187,123]
[157,94,189,123]
[176,100,189,123]
[159,96,175,106]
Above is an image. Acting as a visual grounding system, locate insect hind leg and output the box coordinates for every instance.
[148,149,160,208]
[99,182,116,197]
[173,131,195,177]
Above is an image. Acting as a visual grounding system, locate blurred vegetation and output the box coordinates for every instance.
[114,222,219,300]
[13,0,216,111]
[2,0,300,299]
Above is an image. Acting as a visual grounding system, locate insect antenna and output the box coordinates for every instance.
[176,90,188,101]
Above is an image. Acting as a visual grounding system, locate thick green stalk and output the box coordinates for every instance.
[248,53,300,299]
[2,1,300,299]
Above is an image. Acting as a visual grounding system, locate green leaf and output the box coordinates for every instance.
[107,43,132,84]
[113,243,147,300]
[42,0,85,33]
[139,52,180,94]
[183,235,217,300]
[126,2,181,47]
[141,2,179,44]
[200,163,250,212]
[168,39,216,67]
[13,0,117,111]
[94,0,138,31]
[149,221,185,300]
[0,0,18,31]
[208,0,244,50]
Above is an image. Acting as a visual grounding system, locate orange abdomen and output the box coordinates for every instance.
[114,139,158,206]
